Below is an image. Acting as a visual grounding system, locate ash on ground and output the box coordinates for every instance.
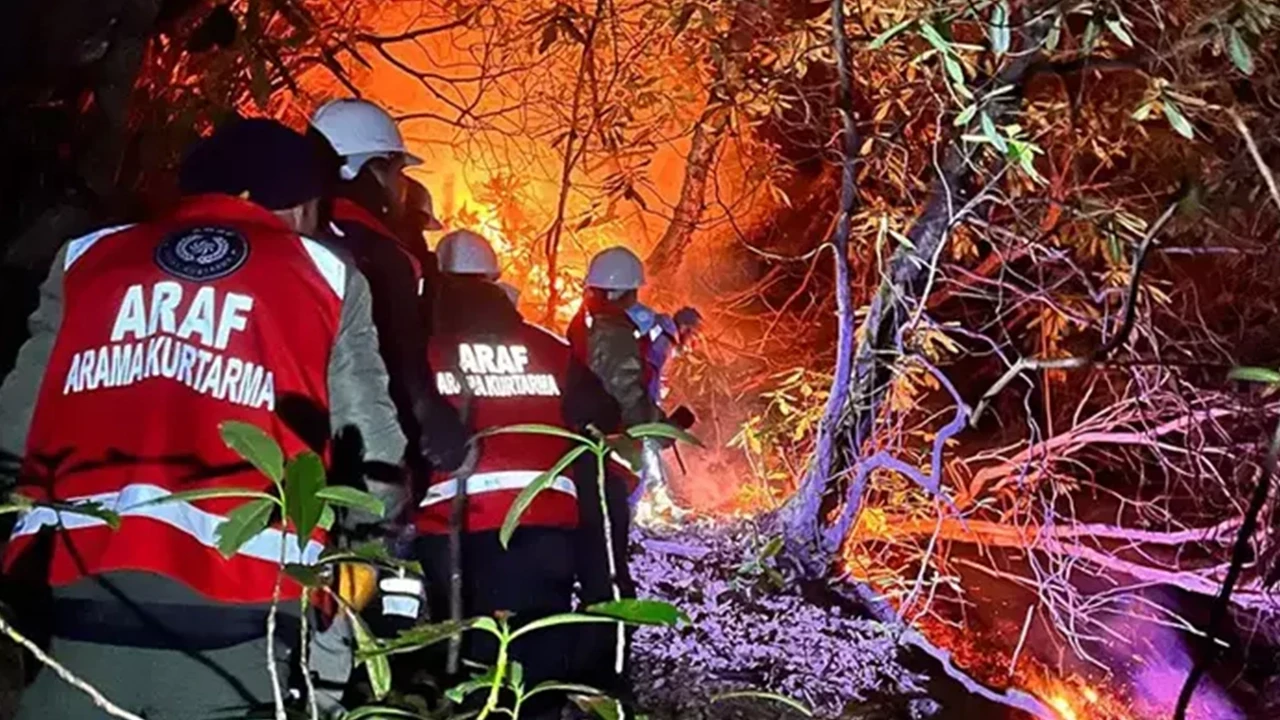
[628,520,939,720]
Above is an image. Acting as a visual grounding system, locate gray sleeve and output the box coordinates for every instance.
[588,316,661,429]
[0,246,67,489]
[328,266,409,531]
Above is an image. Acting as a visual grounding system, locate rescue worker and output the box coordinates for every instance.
[0,119,406,719]
[395,178,447,334]
[417,231,621,719]
[566,247,695,523]
[309,99,468,484]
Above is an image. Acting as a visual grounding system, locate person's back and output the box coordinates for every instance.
[8,195,344,598]
[417,274,617,720]
[311,99,468,479]
[0,119,406,720]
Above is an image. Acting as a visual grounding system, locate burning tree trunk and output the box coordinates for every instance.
[644,109,727,277]
[644,0,770,278]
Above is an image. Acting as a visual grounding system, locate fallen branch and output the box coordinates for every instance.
[871,516,1273,610]
[874,517,1240,547]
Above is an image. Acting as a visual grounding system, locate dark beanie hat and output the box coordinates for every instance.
[178,118,329,210]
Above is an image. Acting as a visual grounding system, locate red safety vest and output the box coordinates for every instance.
[5,194,346,605]
[416,323,579,534]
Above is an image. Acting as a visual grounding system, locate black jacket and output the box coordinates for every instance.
[328,202,469,476]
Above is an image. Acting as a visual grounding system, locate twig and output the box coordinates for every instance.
[970,198,1179,426]
[1226,108,1280,215]
[1008,604,1035,679]
[1174,413,1280,719]
[301,597,319,720]
[356,10,478,44]
[268,552,287,720]
[0,613,145,720]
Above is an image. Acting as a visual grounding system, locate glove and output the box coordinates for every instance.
[335,563,378,613]
[669,405,696,430]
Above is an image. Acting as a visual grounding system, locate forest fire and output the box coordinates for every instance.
[3,0,1280,719]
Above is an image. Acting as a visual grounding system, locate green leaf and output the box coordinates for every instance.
[348,610,392,700]
[954,103,978,127]
[1045,12,1063,52]
[284,451,326,550]
[283,563,324,588]
[943,55,966,88]
[1132,102,1155,122]
[587,599,689,627]
[981,113,1009,154]
[1162,99,1195,139]
[1228,26,1255,76]
[320,540,394,565]
[869,19,913,50]
[1105,18,1134,47]
[572,695,620,720]
[508,660,524,692]
[525,682,605,700]
[990,2,1011,56]
[625,423,703,447]
[27,499,123,530]
[918,23,951,55]
[361,619,473,658]
[215,498,275,558]
[507,613,621,641]
[0,494,34,517]
[475,423,592,446]
[318,505,335,531]
[1083,19,1100,51]
[445,667,498,704]
[760,535,784,560]
[121,487,277,512]
[317,541,422,575]
[220,421,284,485]
[499,445,591,548]
[314,486,385,518]
[342,706,429,720]
[1229,366,1280,385]
[711,691,813,717]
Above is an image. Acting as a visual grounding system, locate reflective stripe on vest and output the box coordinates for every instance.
[418,471,577,508]
[10,483,324,566]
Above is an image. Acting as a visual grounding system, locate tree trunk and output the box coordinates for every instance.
[780,0,857,575]
[644,111,726,277]
[644,0,768,278]
[783,3,1056,571]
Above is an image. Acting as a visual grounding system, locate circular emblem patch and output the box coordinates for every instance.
[155,226,249,281]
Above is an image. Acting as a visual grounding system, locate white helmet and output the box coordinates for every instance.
[437,229,500,277]
[585,246,644,290]
[310,99,423,181]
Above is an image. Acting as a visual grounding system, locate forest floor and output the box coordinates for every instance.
[629,520,1030,720]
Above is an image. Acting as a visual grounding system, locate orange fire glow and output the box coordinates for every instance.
[1027,673,1134,720]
